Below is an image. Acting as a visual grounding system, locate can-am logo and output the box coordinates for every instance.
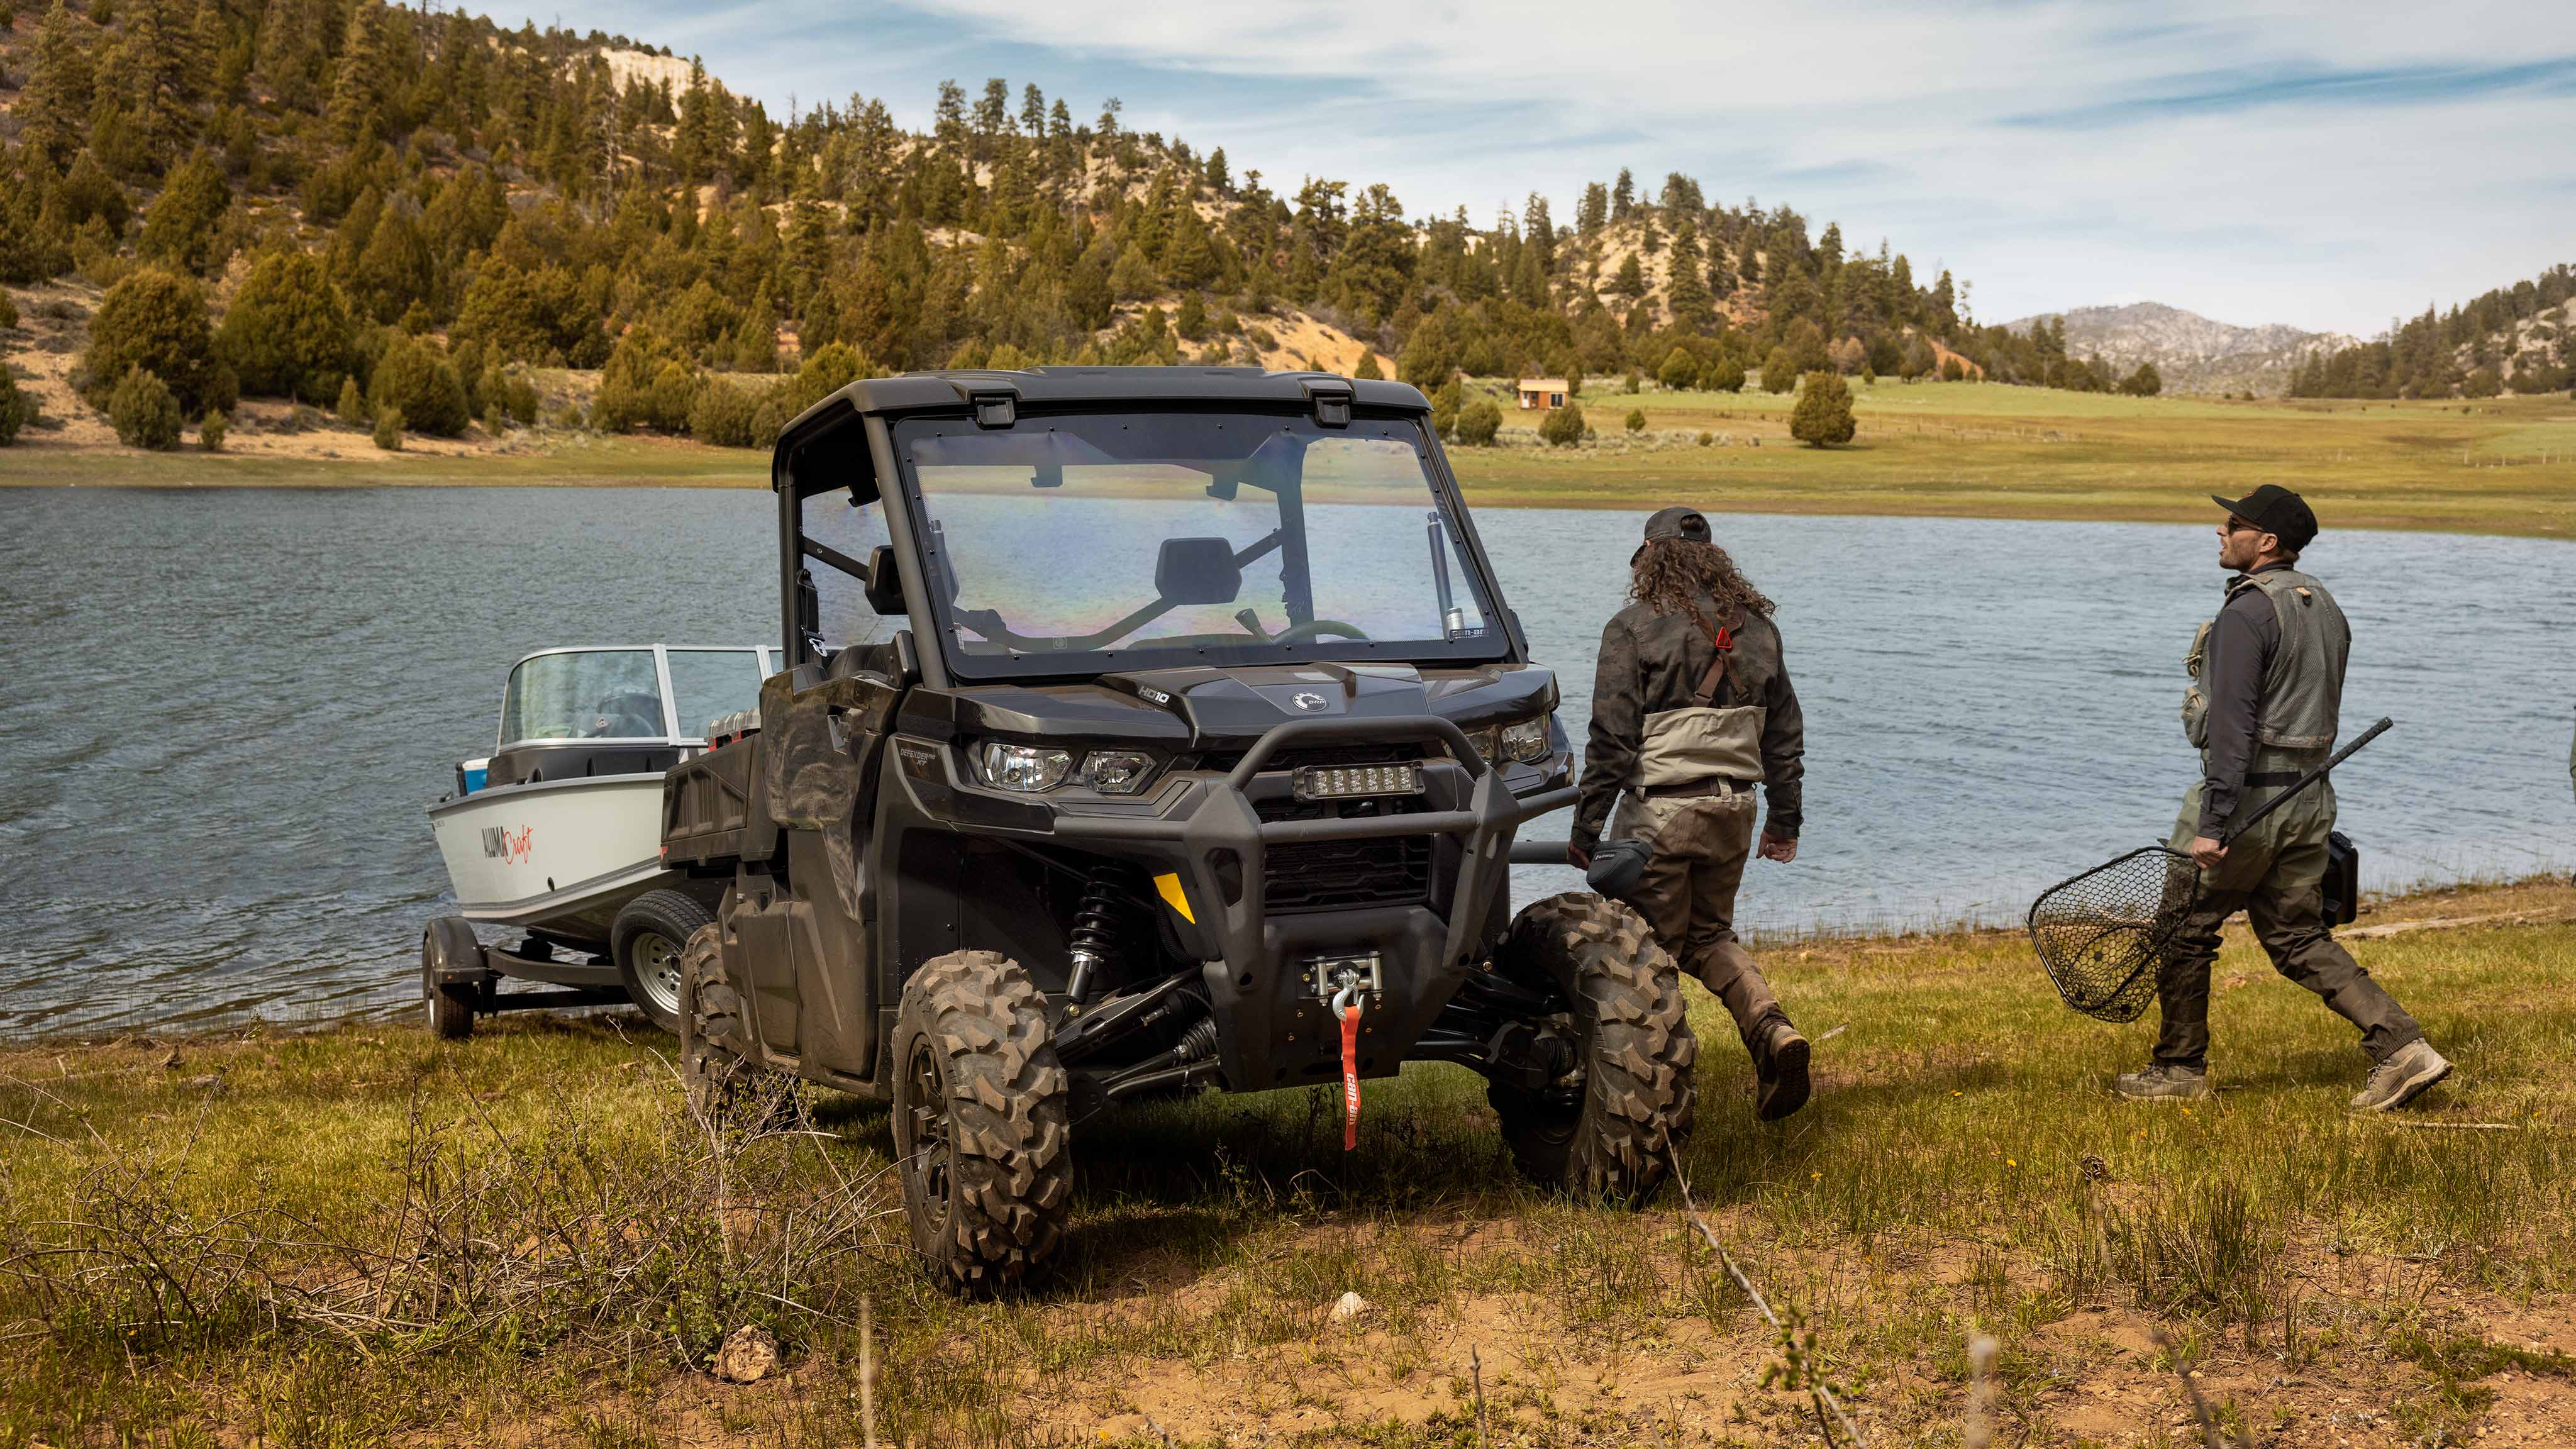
[480,824,535,863]
[1291,692,1328,712]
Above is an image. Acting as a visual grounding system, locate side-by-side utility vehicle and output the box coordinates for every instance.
[659,367,1698,1290]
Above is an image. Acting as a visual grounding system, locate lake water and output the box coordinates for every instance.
[3,487,2570,1037]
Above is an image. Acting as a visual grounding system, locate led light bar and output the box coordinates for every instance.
[1293,762,1426,802]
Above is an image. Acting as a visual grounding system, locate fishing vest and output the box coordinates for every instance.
[1635,606,1765,787]
[2181,566,2348,758]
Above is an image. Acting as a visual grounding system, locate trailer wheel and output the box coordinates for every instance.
[421,916,482,1041]
[612,889,715,1035]
[892,950,1073,1294]
[1487,892,1697,1206]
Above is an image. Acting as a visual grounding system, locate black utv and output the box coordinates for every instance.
[660,367,1697,1291]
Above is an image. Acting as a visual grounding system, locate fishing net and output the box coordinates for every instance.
[2026,846,2201,1023]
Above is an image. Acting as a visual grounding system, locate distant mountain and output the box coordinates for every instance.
[1999,303,2358,396]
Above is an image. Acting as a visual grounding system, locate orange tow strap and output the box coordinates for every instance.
[1340,997,1362,1151]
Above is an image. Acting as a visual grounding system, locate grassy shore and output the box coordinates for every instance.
[5,383,2573,540]
[6,879,2573,1446]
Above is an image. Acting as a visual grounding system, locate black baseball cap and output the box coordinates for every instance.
[1641,506,1710,544]
[2211,485,2318,552]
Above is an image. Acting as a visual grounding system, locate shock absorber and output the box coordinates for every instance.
[1064,864,1128,1004]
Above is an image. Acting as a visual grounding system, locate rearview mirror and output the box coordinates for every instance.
[1155,536,1243,606]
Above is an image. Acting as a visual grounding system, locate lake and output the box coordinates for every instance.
[2,487,2569,1036]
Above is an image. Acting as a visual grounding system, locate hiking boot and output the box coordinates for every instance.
[2350,1039,2451,1113]
[2114,1062,2211,1101]
[1751,1015,1811,1122]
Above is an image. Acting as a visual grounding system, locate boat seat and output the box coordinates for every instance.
[487,742,683,788]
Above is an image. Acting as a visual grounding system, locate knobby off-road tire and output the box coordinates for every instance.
[677,921,771,1119]
[613,888,715,1035]
[892,950,1073,1294]
[1488,892,1697,1206]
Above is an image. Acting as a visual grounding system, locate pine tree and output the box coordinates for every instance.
[23,1,97,167]
[218,248,353,401]
[1576,182,1607,236]
[138,150,232,274]
[1665,221,1713,333]
[328,1,387,145]
[1790,370,1855,446]
[674,60,729,186]
[973,77,1009,138]
[1611,169,1635,221]
[121,0,207,158]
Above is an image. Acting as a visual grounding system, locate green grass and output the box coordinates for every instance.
[6,879,2572,1445]
[1446,382,2576,540]
[8,382,2575,540]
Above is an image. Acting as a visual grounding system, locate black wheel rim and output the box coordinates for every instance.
[903,1040,955,1228]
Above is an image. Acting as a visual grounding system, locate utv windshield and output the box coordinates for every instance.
[895,411,1502,678]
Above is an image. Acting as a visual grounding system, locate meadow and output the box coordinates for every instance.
[6,380,2575,541]
[1445,382,2576,540]
[5,879,2572,1446]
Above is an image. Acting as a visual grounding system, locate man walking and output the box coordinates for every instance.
[1571,507,1811,1120]
[2117,486,2450,1111]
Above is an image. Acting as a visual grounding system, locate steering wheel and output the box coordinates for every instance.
[586,692,665,738]
[1269,619,1371,644]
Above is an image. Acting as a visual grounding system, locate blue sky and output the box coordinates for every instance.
[526,0,2574,338]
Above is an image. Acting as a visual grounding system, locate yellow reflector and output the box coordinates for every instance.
[1153,872,1194,923]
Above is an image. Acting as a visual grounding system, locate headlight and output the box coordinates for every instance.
[974,740,1074,792]
[1500,714,1554,763]
[1082,750,1159,796]
[1464,726,1501,763]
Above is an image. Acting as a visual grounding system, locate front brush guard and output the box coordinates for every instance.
[1053,714,1574,1091]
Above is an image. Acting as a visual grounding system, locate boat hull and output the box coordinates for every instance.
[428,774,674,943]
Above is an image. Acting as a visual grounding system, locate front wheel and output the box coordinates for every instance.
[612,889,714,1034]
[1488,892,1697,1206]
[892,950,1073,1294]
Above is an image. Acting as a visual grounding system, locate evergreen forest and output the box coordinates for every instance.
[0,0,2563,452]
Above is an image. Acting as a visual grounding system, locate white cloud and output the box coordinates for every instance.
[535,0,2576,335]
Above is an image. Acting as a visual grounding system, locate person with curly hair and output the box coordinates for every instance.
[1570,506,1812,1120]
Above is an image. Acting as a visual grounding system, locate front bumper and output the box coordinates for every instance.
[908,714,1574,1092]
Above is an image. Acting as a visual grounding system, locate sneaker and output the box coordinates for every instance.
[2114,1062,2211,1101]
[2350,1039,2451,1113]
[1752,1016,1811,1122]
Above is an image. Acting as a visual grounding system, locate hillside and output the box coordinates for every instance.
[2287,262,2575,400]
[0,0,2024,461]
[2000,301,2358,396]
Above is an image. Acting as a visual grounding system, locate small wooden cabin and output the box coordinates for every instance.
[1515,378,1569,410]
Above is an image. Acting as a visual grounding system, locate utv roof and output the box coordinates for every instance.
[772,367,1431,489]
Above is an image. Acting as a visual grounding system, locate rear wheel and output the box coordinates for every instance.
[676,920,781,1118]
[612,889,714,1034]
[1488,892,1697,1206]
[892,950,1073,1294]
[421,916,482,1041]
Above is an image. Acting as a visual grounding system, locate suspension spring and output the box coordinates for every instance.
[1065,865,1130,1004]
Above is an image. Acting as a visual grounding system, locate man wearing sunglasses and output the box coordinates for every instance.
[2116,486,2450,1111]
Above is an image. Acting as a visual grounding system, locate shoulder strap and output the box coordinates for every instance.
[1682,602,1738,708]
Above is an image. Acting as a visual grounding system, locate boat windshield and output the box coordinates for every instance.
[663,648,767,739]
[499,647,769,747]
[894,409,1502,679]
